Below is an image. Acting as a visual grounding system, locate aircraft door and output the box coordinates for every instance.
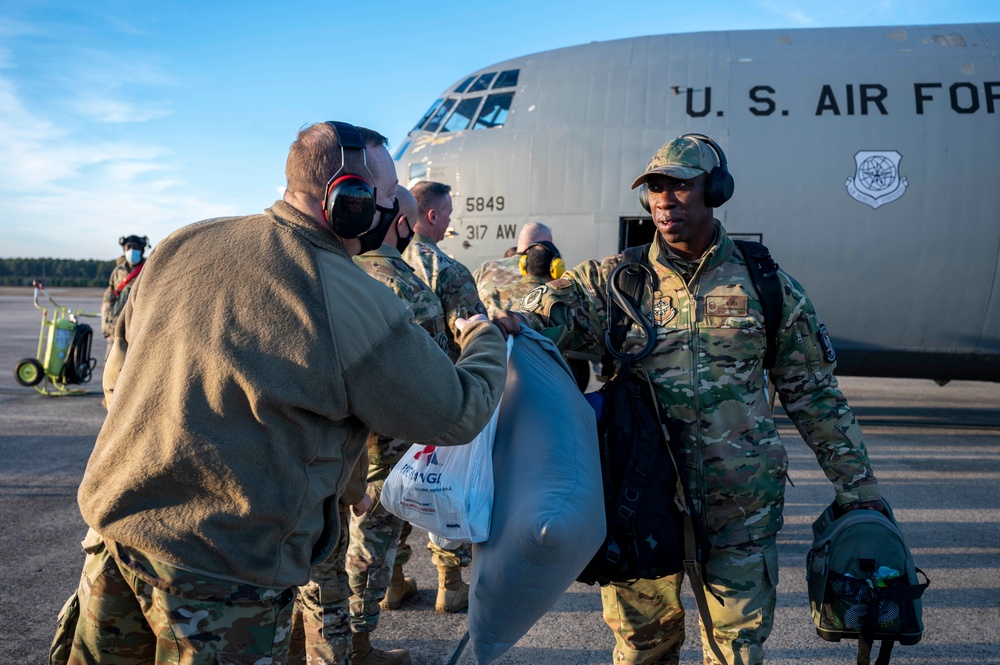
[619,217,656,252]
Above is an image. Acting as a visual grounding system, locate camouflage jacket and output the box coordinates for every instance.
[516,223,880,548]
[404,233,488,361]
[355,244,451,468]
[101,258,143,338]
[472,255,523,309]
[482,273,547,318]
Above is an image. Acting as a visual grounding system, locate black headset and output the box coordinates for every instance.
[119,235,149,249]
[639,133,735,211]
[519,241,566,279]
[322,121,377,239]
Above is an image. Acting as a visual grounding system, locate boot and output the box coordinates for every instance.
[350,631,411,665]
[380,563,417,610]
[435,565,469,613]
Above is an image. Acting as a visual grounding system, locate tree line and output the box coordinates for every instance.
[0,258,120,288]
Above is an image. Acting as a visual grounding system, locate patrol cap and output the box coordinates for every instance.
[630,135,720,189]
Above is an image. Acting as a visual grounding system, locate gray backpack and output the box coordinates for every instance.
[807,501,929,665]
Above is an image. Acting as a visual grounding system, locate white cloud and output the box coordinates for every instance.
[71,95,172,123]
[0,71,236,259]
[59,49,176,124]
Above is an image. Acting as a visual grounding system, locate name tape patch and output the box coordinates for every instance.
[705,295,749,317]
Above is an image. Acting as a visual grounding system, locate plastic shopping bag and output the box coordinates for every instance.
[381,337,512,543]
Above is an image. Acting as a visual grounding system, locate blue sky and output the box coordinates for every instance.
[1,0,998,259]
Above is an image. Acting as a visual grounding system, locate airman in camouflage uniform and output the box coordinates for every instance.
[404,237,487,361]
[510,135,882,665]
[100,235,149,340]
[351,198,452,626]
[472,222,555,310]
[481,240,565,317]
[403,181,489,612]
[289,506,353,665]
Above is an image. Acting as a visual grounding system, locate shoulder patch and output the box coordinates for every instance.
[816,324,837,363]
[521,286,546,312]
[547,278,572,290]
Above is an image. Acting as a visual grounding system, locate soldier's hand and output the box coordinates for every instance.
[490,310,523,340]
[843,498,887,513]
[351,493,373,517]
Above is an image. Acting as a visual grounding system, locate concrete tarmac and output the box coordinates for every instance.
[1,287,998,664]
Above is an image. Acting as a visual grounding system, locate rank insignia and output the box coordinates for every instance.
[653,296,676,325]
[521,286,545,312]
[817,324,837,363]
[548,278,572,290]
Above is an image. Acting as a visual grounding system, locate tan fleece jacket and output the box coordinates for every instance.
[80,201,507,589]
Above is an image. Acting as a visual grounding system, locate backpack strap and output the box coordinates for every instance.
[733,239,782,370]
[638,366,729,665]
[857,568,929,665]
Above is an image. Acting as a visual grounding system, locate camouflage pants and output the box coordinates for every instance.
[289,508,351,664]
[600,538,778,665]
[346,476,404,633]
[53,529,296,665]
[427,538,471,568]
[386,496,466,571]
[395,521,413,568]
[394,520,469,569]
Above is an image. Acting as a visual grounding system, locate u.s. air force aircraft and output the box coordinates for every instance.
[393,22,1000,384]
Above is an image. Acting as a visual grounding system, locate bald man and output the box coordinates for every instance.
[472,222,554,314]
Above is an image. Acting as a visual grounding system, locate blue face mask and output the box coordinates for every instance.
[126,249,143,265]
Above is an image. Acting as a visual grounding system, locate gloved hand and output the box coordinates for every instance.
[843,498,887,513]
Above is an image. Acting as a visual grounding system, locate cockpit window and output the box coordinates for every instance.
[411,69,520,135]
[409,162,428,181]
[422,98,456,132]
[440,97,483,133]
[412,99,443,132]
[474,92,514,129]
[493,69,519,89]
[468,73,497,93]
[454,76,476,93]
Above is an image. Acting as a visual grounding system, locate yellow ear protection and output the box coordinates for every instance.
[519,241,566,279]
[639,133,735,212]
[322,121,377,239]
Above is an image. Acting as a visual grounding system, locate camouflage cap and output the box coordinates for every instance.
[630,135,720,189]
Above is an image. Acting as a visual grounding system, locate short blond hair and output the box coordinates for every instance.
[410,181,452,217]
[285,122,388,201]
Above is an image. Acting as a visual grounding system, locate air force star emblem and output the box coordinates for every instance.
[653,296,676,325]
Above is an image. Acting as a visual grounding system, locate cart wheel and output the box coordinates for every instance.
[14,358,44,387]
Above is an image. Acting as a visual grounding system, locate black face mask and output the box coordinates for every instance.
[395,219,414,254]
[356,199,400,254]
